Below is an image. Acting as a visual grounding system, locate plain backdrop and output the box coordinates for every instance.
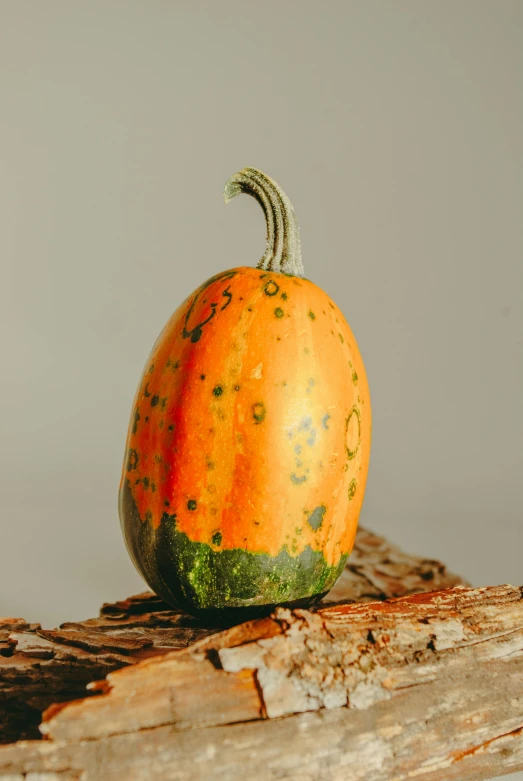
[0,3,522,774]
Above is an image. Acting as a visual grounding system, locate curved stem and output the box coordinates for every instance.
[224,167,304,277]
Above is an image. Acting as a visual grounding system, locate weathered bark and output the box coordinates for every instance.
[0,526,463,745]
[2,528,521,780]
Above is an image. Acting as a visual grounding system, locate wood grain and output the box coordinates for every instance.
[2,527,521,780]
[0,525,463,744]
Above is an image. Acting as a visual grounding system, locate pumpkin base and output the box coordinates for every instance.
[119,479,347,619]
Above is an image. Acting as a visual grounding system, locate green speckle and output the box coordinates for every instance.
[307,505,326,531]
[348,479,357,501]
[127,448,139,471]
[151,395,160,407]
[291,472,307,485]
[234,385,241,391]
[281,292,288,301]
[182,270,237,344]
[264,280,279,297]
[252,402,266,424]
[274,307,284,318]
[187,499,197,511]
[168,424,174,432]
[352,372,358,384]
[338,333,344,344]
[144,382,151,398]
[308,310,315,320]
[148,364,155,374]
[213,386,223,397]
[132,408,140,434]
[345,406,362,460]
[212,531,223,546]
[200,374,206,380]
[306,429,317,446]
[299,416,312,431]
[322,413,331,430]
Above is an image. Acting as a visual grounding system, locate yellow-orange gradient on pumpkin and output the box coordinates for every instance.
[120,266,371,567]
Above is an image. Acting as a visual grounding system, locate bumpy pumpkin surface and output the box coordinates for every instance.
[119,168,371,619]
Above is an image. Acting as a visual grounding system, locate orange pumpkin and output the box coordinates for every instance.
[119,167,371,619]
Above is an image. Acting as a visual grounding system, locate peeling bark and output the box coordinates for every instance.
[2,528,520,780]
[0,526,463,745]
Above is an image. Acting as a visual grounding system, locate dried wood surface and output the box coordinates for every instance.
[0,526,462,745]
[1,527,521,780]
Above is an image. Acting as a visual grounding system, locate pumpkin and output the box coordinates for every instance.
[119,167,371,620]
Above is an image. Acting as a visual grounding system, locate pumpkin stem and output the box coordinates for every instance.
[224,167,304,277]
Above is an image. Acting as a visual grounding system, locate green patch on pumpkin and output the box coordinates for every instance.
[119,480,347,621]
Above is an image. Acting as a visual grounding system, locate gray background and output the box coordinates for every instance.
[0,3,522,775]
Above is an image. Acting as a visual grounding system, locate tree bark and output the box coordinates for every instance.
[1,527,521,781]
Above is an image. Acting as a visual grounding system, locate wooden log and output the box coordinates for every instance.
[0,584,521,780]
[3,526,521,780]
[0,526,463,745]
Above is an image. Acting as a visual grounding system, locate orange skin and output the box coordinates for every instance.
[120,266,371,568]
